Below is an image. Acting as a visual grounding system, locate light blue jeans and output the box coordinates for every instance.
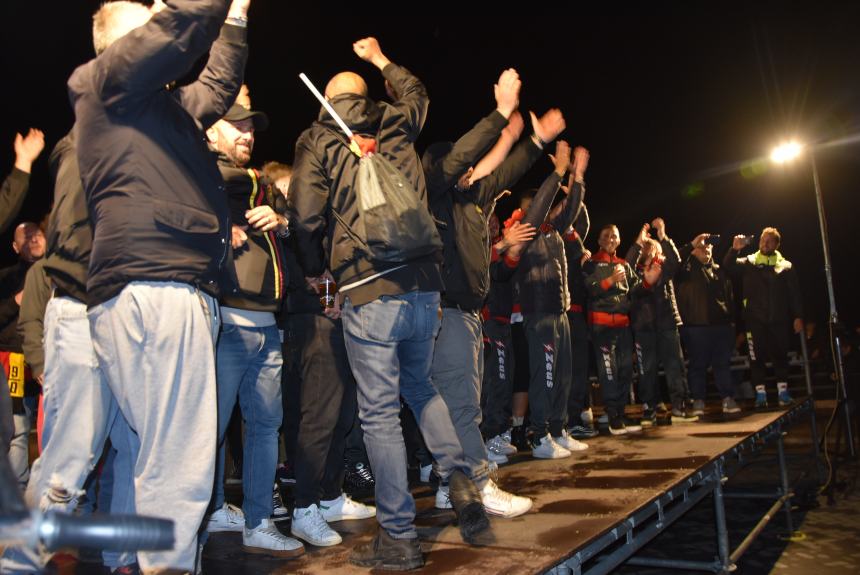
[342,291,468,539]
[89,282,220,573]
[212,322,283,529]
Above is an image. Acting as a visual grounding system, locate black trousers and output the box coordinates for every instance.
[481,319,514,440]
[284,313,358,507]
[524,312,572,437]
[746,320,792,388]
[592,325,633,418]
[634,328,689,407]
[566,311,591,424]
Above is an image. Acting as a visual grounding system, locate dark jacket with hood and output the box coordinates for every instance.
[723,247,802,326]
[423,113,544,311]
[219,164,287,313]
[68,0,246,306]
[287,63,442,306]
[512,172,584,315]
[0,168,30,234]
[675,244,733,326]
[625,237,682,331]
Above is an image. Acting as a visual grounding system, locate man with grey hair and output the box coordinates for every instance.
[67,0,250,571]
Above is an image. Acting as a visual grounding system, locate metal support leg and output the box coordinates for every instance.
[798,332,825,484]
[776,432,795,534]
[713,460,734,573]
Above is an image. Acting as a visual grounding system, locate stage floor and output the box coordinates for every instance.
[204,404,803,574]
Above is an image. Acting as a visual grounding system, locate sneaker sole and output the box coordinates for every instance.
[271,514,291,523]
[723,409,742,415]
[242,544,304,558]
[484,500,533,519]
[290,529,343,547]
[608,427,628,436]
[322,512,377,522]
[532,451,571,459]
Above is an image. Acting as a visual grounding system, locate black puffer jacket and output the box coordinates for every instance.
[625,237,682,331]
[514,173,584,315]
[583,250,643,320]
[219,164,287,312]
[287,64,442,307]
[425,114,544,311]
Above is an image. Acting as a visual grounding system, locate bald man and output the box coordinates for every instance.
[288,37,490,570]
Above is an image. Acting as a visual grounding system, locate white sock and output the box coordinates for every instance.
[777,382,788,393]
[755,385,766,394]
[512,416,524,427]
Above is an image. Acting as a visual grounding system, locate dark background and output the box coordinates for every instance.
[2,1,859,329]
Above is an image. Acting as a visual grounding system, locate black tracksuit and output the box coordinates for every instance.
[563,206,592,425]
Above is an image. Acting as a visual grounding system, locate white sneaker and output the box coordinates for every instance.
[531,434,571,459]
[435,484,452,510]
[581,408,594,425]
[243,518,305,557]
[481,479,532,518]
[290,504,342,547]
[319,493,376,522]
[207,503,244,533]
[553,429,589,452]
[419,463,433,483]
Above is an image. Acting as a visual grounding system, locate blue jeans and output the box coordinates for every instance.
[342,291,468,539]
[213,322,283,529]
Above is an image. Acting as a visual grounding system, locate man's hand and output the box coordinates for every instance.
[494,68,521,119]
[610,264,626,285]
[651,217,666,241]
[571,146,590,182]
[548,140,571,177]
[502,110,524,141]
[530,109,565,146]
[227,0,251,20]
[324,292,343,320]
[231,224,248,249]
[644,261,662,285]
[499,221,536,251]
[246,205,287,233]
[353,37,391,70]
[692,233,709,249]
[636,223,651,246]
[732,235,748,251]
[793,318,804,334]
[14,128,45,174]
[580,248,592,266]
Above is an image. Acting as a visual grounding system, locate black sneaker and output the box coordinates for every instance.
[510,425,531,452]
[608,416,628,436]
[349,528,424,570]
[641,408,657,427]
[272,486,290,522]
[448,470,491,545]
[344,460,376,492]
[568,423,599,439]
[623,417,643,432]
[275,462,295,485]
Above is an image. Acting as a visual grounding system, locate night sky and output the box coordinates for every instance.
[2,1,859,329]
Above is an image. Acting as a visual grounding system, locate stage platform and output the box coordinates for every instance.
[203,399,815,574]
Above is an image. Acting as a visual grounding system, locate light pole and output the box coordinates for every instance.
[771,141,855,458]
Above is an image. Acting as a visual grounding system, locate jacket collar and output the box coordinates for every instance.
[592,249,625,264]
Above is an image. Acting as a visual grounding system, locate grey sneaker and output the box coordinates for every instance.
[722,397,741,414]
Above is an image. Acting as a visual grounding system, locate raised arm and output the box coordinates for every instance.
[0,129,44,233]
[175,0,250,129]
[91,0,233,114]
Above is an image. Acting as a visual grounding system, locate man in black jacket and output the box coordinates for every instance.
[204,103,306,557]
[676,233,740,414]
[67,1,249,571]
[724,228,803,408]
[423,71,562,518]
[288,37,491,570]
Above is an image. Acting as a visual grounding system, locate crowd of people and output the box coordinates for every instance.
[0,1,816,573]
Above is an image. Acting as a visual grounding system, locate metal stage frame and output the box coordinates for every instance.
[546,398,816,575]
